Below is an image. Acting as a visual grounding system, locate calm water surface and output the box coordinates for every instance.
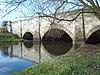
[0,41,72,75]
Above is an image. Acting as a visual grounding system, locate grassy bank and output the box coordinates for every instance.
[14,44,100,75]
[0,34,22,42]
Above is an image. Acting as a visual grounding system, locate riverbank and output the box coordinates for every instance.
[0,34,22,42]
[14,44,100,75]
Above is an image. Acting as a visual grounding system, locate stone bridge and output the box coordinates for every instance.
[6,11,100,44]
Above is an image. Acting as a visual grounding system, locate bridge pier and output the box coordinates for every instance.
[33,32,41,42]
[73,23,86,49]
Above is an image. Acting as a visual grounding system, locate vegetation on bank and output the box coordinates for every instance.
[0,34,22,42]
[14,44,100,75]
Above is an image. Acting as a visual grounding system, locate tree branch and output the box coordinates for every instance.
[39,10,94,22]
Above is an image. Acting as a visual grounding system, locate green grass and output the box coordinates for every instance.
[0,34,22,42]
[14,44,100,75]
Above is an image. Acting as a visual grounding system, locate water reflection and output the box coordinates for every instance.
[0,51,9,57]
[0,41,73,63]
[42,41,72,56]
[0,42,37,75]
[0,42,14,57]
[13,42,50,63]
[23,41,33,48]
[0,41,73,75]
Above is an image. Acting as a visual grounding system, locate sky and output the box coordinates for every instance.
[0,0,59,21]
[0,0,99,22]
[0,0,35,21]
[0,0,79,21]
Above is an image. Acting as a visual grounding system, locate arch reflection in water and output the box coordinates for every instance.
[23,41,33,48]
[42,41,72,56]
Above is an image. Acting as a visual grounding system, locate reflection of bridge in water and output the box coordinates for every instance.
[7,42,51,63]
[4,41,73,63]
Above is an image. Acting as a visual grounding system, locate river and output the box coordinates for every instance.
[0,41,73,75]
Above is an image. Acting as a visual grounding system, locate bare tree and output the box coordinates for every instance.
[0,0,100,42]
[0,0,100,21]
[79,0,100,20]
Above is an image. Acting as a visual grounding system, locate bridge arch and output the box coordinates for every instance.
[41,26,73,56]
[41,25,74,41]
[86,25,100,44]
[23,32,33,40]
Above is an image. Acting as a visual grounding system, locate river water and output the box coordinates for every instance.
[0,41,73,75]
